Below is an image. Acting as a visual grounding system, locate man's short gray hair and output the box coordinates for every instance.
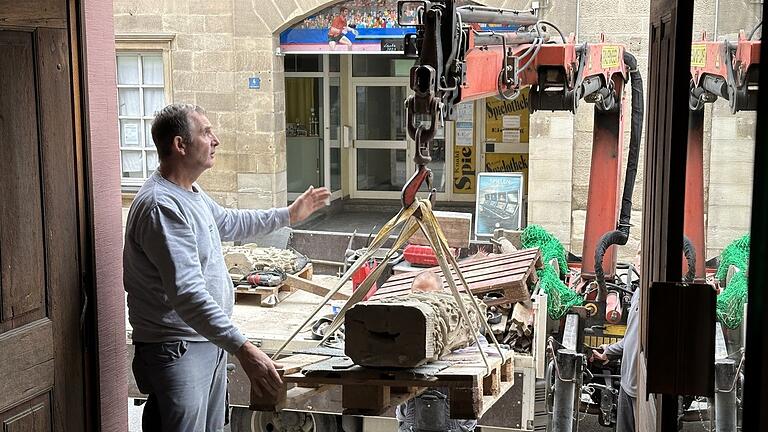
[150,103,206,158]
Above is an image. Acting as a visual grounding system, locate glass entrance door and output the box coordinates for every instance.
[286,76,323,197]
[351,84,409,197]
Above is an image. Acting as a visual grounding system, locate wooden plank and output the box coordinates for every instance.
[283,274,350,300]
[0,31,45,328]
[0,0,67,28]
[483,367,500,396]
[383,248,541,285]
[36,26,86,432]
[409,211,472,248]
[277,354,331,375]
[342,385,390,412]
[449,381,483,419]
[0,320,54,413]
[378,260,537,292]
[0,394,52,432]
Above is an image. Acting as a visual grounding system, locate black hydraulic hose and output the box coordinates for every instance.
[683,235,697,282]
[594,52,644,295]
[619,52,643,235]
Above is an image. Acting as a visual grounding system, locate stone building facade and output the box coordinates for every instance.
[114,0,758,262]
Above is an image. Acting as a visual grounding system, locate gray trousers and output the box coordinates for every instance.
[133,340,228,432]
[616,387,636,432]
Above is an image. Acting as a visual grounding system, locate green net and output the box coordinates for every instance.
[521,225,582,319]
[715,233,750,328]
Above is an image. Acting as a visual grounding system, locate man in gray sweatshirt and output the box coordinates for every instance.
[124,103,330,432]
[592,287,641,432]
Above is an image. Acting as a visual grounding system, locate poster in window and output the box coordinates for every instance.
[485,87,529,144]
[475,172,524,236]
[453,145,475,194]
[279,0,519,54]
[123,122,140,147]
[484,153,529,194]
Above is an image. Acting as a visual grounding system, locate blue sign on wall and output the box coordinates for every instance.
[248,77,261,89]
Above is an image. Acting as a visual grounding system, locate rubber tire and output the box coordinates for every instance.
[311,413,341,432]
[229,407,257,432]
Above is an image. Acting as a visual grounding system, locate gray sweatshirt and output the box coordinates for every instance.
[603,288,641,397]
[124,172,290,354]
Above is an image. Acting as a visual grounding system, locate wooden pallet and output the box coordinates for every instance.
[234,263,313,307]
[251,350,515,418]
[374,249,543,306]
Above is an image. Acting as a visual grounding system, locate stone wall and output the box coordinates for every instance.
[114,0,757,261]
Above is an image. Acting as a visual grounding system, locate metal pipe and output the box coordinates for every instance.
[473,31,540,46]
[457,6,538,27]
[714,359,738,432]
[552,349,579,432]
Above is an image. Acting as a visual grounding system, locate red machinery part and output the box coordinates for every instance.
[351,260,378,301]
[605,290,623,324]
[403,243,459,267]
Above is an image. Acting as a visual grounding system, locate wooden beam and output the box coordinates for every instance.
[283,274,350,300]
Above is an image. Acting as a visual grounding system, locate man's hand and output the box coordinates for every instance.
[288,186,331,224]
[591,344,610,364]
[235,341,284,398]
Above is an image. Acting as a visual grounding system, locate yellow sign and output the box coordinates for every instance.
[484,153,529,193]
[601,46,620,69]
[485,87,530,144]
[453,145,476,194]
[691,44,707,67]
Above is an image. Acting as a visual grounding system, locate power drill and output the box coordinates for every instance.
[246,271,285,287]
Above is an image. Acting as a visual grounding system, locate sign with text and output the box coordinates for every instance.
[485,87,530,144]
[453,145,476,194]
[279,0,515,54]
[485,153,529,194]
[475,172,524,235]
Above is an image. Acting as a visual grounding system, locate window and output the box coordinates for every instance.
[116,53,166,184]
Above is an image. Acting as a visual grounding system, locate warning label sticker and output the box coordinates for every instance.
[601,46,620,69]
[691,44,707,67]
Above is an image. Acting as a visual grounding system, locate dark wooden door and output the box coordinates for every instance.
[639,0,694,431]
[0,5,86,431]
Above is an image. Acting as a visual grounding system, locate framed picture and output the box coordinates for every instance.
[475,172,524,236]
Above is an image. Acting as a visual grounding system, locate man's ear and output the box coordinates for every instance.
[171,135,186,156]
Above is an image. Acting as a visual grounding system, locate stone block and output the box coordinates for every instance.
[198,171,237,192]
[205,15,233,33]
[237,173,274,194]
[275,171,287,194]
[172,91,196,105]
[708,205,753,231]
[257,154,278,174]
[160,15,189,33]
[188,0,231,15]
[710,117,738,139]
[529,115,550,138]
[548,114,575,139]
[193,51,234,72]
[575,105,594,132]
[529,138,573,161]
[234,37,274,53]
[172,51,193,71]
[707,183,753,205]
[163,0,189,14]
[571,184,589,210]
[196,92,236,112]
[233,2,270,36]
[206,191,238,208]
[529,180,572,203]
[527,160,572,182]
[237,155,259,173]
[239,192,275,210]
[211,153,240,173]
[114,14,163,33]
[708,159,754,187]
[529,202,571,224]
[234,51,275,72]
